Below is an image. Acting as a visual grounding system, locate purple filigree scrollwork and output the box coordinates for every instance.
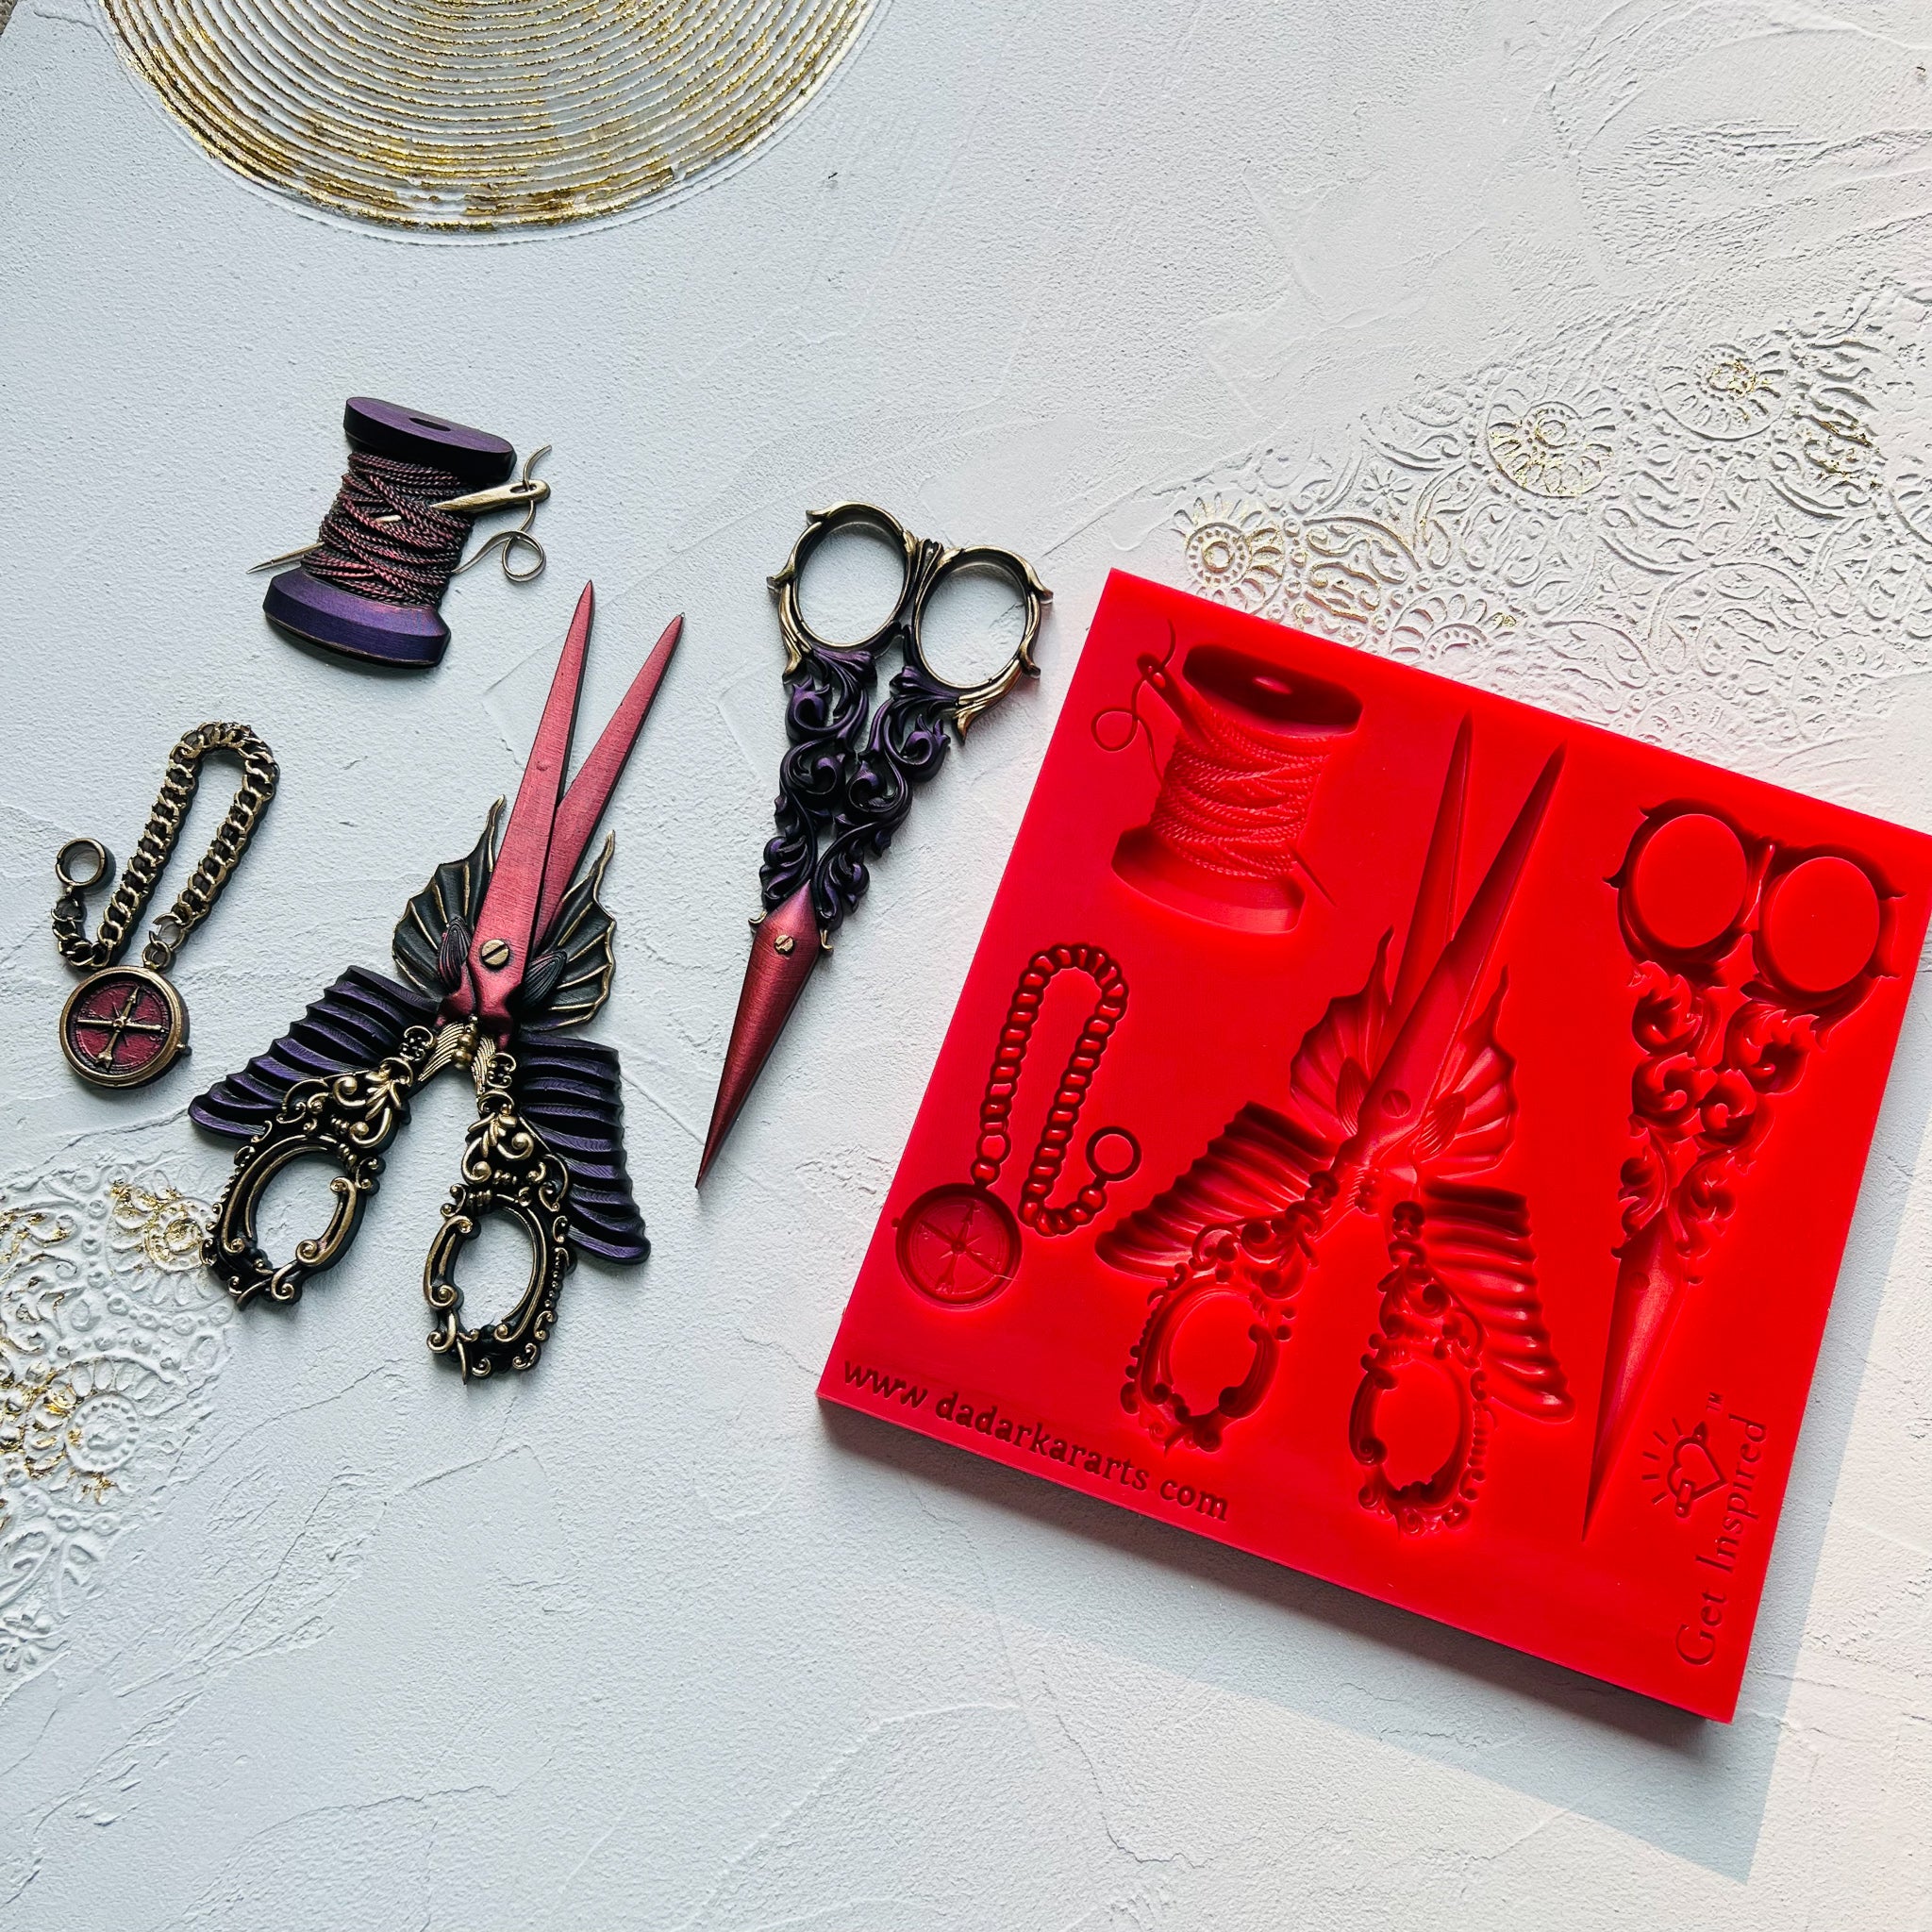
[757,503,1048,939]
[805,656,960,932]
[760,639,881,929]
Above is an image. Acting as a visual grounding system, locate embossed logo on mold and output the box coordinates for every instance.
[1641,1418,1727,1519]
[1671,1408,1774,1669]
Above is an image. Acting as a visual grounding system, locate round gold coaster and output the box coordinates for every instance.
[101,0,877,231]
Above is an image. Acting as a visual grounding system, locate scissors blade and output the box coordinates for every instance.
[696,885,822,1184]
[1354,745,1563,1148]
[463,583,596,1029]
[1584,1215,1687,1531]
[534,612,684,950]
[1389,714,1471,1033]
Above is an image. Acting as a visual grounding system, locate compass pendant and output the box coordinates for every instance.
[895,1184,1022,1307]
[59,966,189,1089]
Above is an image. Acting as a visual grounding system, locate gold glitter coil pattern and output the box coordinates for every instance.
[99,0,877,230]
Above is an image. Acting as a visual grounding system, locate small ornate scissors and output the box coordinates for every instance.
[193,585,679,1376]
[697,503,1050,1179]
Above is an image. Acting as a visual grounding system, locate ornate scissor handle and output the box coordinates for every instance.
[901,540,1049,733]
[769,501,1048,726]
[761,503,1050,934]
[204,1034,428,1306]
[769,501,922,672]
[423,1047,575,1379]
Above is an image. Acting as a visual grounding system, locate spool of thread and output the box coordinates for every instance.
[1110,643,1359,932]
[262,397,517,670]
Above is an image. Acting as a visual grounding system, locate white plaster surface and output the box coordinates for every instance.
[2,0,1931,1924]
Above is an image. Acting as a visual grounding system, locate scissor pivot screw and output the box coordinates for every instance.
[774,933,796,955]
[480,939,512,969]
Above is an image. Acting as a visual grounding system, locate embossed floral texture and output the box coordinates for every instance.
[0,1171,225,1688]
[1657,341,1790,441]
[1172,286,1932,756]
[1388,590,1520,674]
[1485,396,1618,500]
[1174,496,1286,611]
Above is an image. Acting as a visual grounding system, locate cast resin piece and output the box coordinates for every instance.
[195,587,679,1378]
[261,398,525,670]
[698,502,1050,1182]
[821,570,1932,1720]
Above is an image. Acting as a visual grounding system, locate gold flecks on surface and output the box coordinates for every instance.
[1174,495,1287,612]
[1484,396,1617,499]
[96,0,879,231]
[108,1179,210,1272]
[0,1167,226,1684]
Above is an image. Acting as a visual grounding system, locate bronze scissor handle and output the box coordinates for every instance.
[423,1046,575,1379]
[901,538,1050,735]
[761,503,1051,937]
[770,501,1048,727]
[769,501,922,671]
[206,1028,577,1377]
[205,1033,430,1306]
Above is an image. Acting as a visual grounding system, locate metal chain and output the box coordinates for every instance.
[51,723,279,973]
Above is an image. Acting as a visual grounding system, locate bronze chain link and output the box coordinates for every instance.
[52,723,279,973]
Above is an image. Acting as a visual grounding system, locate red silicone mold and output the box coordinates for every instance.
[819,570,1932,1719]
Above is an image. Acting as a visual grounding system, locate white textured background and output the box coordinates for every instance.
[3,1,1932,1925]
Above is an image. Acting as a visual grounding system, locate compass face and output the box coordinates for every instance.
[895,1184,1022,1308]
[60,967,188,1089]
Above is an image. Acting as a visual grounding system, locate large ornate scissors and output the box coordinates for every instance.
[698,502,1050,1180]
[192,585,680,1376]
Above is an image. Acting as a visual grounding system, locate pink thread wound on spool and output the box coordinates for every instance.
[1110,643,1360,931]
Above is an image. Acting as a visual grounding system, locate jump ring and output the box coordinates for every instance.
[56,838,111,891]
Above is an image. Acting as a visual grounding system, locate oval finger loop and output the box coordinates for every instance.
[906,543,1050,733]
[424,1076,575,1379]
[770,500,918,666]
[204,1058,416,1306]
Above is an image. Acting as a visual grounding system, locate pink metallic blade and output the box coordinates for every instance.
[1390,714,1471,1032]
[464,583,595,1030]
[697,886,822,1184]
[535,612,684,949]
[1347,746,1563,1169]
[1584,1215,1688,1530]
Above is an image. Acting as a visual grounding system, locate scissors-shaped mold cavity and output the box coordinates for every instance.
[1099,718,1574,1511]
